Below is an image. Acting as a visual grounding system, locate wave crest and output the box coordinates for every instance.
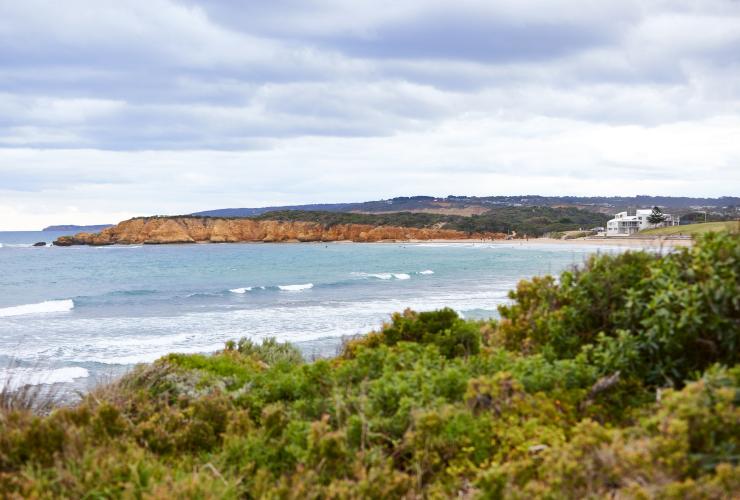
[278,283,314,291]
[0,366,89,390]
[0,299,75,318]
[365,273,393,280]
[0,243,33,248]
[352,272,413,280]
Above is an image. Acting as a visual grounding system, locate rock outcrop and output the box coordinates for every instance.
[53,216,506,246]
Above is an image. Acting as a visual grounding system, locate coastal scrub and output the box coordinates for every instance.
[1,232,738,497]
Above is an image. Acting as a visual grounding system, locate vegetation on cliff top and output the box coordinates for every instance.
[191,195,740,219]
[1,233,738,498]
[253,205,610,236]
[131,205,609,237]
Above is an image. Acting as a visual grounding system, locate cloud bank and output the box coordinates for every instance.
[0,0,739,228]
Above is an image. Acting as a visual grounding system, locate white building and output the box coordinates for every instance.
[606,209,679,236]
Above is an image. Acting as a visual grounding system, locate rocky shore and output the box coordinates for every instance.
[53,216,505,245]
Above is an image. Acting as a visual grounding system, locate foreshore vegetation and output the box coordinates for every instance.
[1,233,738,498]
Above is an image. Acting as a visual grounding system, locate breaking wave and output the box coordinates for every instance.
[0,243,34,248]
[278,283,314,291]
[0,299,75,318]
[352,272,415,280]
[0,366,89,391]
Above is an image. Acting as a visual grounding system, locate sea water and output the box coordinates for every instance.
[0,231,626,394]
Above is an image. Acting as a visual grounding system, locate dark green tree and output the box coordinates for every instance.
[646,206,666,225]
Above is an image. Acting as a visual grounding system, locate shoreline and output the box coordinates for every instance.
[47,236,693,248]
[368,237,694,248]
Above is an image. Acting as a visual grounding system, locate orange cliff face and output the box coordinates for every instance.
[52,217,506,245]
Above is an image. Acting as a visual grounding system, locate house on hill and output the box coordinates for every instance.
[606,209,679,236]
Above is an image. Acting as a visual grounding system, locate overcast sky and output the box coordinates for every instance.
[1,0,739,229]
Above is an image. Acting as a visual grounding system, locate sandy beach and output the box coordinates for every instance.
[399,237,693,248]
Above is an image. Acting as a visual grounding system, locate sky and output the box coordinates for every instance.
[1,0,739,229]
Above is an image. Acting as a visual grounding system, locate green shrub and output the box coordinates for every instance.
[496,232,740,387]
[233,337,304,365]
[476,366,740,498]
[344,308,481,359]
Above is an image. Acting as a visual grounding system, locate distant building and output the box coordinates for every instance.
[606,209,679,236]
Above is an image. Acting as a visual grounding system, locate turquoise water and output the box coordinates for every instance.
[0,231,624,393]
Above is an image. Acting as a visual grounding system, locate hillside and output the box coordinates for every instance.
[192,195,740,218]
[640,220,739,236]
[256,207,609,236]
[2,233,738,497]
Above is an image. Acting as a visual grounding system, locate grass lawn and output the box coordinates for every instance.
[640,220,739,236]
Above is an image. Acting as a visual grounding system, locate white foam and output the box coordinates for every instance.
[278,283,314,291]
[96,245,143,249]
[367,273,393,280]
[353,272,411,280]
[419,270,434,275]
[229,287,253,294]
[80,344,227,365]
[0,366,89,391]
[0,299,74,318]
[412,242,480,248]
[1,286,513,367]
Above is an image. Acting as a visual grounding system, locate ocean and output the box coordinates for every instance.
[0,230,625,395]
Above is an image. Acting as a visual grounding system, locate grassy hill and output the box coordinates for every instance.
[1,233,738,497]
[640,220,739,236]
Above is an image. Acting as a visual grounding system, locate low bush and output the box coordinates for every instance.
[343,308,481,359]
[231,336,304,366]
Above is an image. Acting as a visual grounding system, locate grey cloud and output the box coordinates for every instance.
[313,13,614,63]
[0,0,738,150]
[0,0,739,228]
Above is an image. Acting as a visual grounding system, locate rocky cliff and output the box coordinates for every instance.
[53,217,506,246]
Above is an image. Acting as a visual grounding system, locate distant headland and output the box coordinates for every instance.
[49,196,739,246]
[52,215,506,246]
